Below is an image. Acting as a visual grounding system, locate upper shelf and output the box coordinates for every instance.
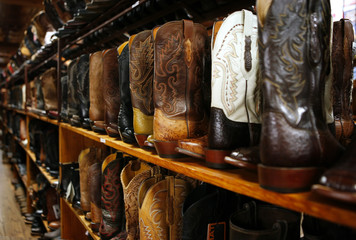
[59,122,356,230]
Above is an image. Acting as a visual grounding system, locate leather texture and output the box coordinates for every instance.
[40,67,58,111]
[78,147,102,212]
[177,135,208,159]
[208,10,260,150]
[89,51,105,128]
[153,19,209,142]
[316,138,356,200]
[75,53,90,127]
[332,19,355,146]
[138,176,192,240]
[102,48,120,137]
[88,162,103,232]
[181,183,236,240]
[129,30,154,137]
[258,0,343,168]
[120,160,152,240]
[229,201,300,240]
[118,42,135,143]
[100,152,125,240]
[67,59,80,118]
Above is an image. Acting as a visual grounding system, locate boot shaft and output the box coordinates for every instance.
[129,30,155,137]
[100,152,125,239]
[118,41,135,143]
[89,51,105,121]
[40,67,58,112]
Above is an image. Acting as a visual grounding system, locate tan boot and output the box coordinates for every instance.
[138,176,192,240]
[121,160,152,240]
[89,51,106,132]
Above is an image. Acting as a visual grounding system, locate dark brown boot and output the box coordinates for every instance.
[257,0,344,193]
[100,152,125,239]
[79,147,102,212]
[40,67,58,118]
[152,19,209,158]
[313,138,356,204]
[102,48,121,137]
[332,19,355,146]
[88,162,103,232]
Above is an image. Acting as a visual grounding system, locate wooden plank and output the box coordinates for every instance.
[0,0,43,7]
[59,122,356,229]
[27,112,58,126]
[26,149,58,186]
[62,198,100,240]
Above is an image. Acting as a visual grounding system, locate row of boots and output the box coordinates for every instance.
[60,148,356,239]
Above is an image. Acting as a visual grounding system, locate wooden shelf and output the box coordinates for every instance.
[26,149,59,187]
[13,163,28,190]
[27,111,58,126]
[62,199,100,240]
[60,122,356,229]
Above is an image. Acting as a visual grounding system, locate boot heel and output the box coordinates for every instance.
[205,149,231,169]
[258,164,322,193]
[154,140,184,158]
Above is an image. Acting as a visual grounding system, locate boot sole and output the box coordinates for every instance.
[258,164,322,193]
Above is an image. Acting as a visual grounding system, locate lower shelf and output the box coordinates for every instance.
[60,122,356,230]
[62,198,100,240]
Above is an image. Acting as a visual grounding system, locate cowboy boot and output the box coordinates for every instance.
[229,201,300,240]
[71,54,91,128]
[201,10,260,169]
[45,187,60,230]
[312,137,356,204]
[256,0,344,193]
[100,152,125,239]
[88,162,102,232]
[121,160,152,240]
[129,30,155,147]
[67,59,80,123]
[118,42,135,143]
[60,75,69,122]
[34,76,46,115]
[89,51,106,133]
[102,48,121,137]
[40,67,58,119]
[181,183,237,240]
[138,176,192,240]
[332,19,355,146]
[79,147,102,212]
[152,19,209,158]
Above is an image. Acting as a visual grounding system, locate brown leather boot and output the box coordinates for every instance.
[120,160,152,240]
[152,19,209,158]
[313,138,356,204]
[129,30,155,148]
[40,67,58,118]
[45,187,60,229]
[100,152,125,239]
[89,51,106,133]
[257,0,343,193]
[103,48,121,137]
[332,19,355,146]
[79,147,102,212]
[88,162,103,232]
[138,176,192,240]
